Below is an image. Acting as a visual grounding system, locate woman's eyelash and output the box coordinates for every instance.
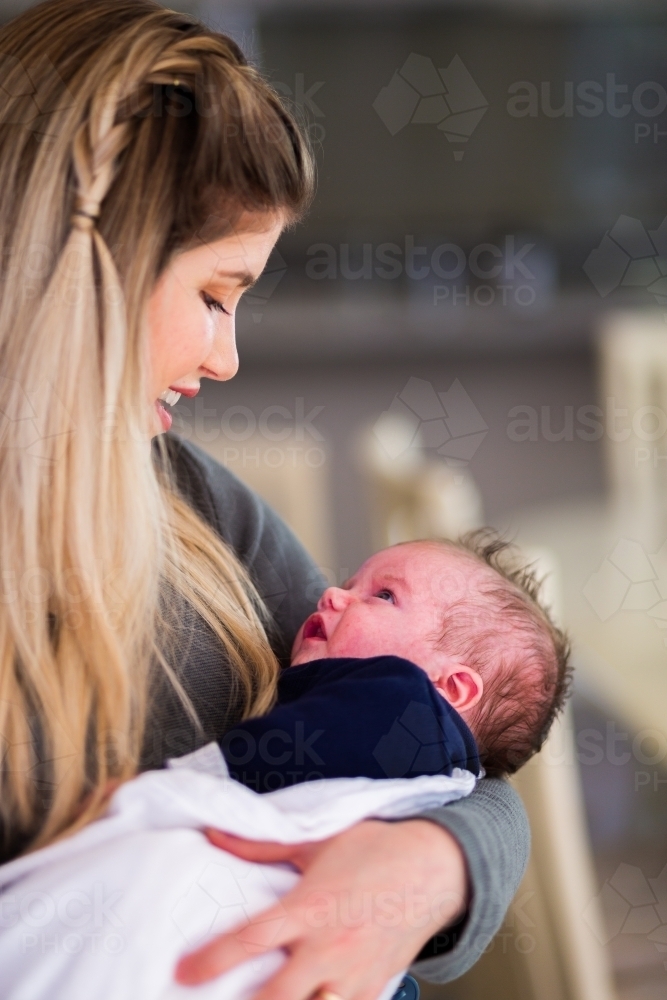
[202,291,231,316]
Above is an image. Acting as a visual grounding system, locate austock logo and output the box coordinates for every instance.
[373,376,488,466]
[373,53,488,160]
[240,249,288,324]
[0,375,74,466]
[583,214,667,306]
[188,217,288,324]
[171,860,287,948]
[0,53,75,140]
[373,701,456,778]
[585,862,667,964]
[583,538,667,643]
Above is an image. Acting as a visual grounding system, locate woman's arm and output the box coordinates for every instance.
[167,436,531,982]
[411,777,530,982]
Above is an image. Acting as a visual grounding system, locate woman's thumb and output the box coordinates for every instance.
[204,828,320,869]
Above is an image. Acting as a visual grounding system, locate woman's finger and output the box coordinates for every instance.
[246,943,330,1000]
[204,828,323,870]
[175,900,301,985]
[248,940,393,1000]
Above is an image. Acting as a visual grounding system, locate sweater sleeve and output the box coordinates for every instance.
[410,777,530,983]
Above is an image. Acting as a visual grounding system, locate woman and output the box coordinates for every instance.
[0,1,530,998]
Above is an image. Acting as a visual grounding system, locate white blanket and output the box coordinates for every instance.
[0,744,476,1000]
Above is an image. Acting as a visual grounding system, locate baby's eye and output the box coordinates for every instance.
[375,589,395,603]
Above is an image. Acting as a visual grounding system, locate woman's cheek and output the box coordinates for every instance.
[174,311,215,375]
[194,310,217,358]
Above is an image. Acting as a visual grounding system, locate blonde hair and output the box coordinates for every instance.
[0,0,314,855]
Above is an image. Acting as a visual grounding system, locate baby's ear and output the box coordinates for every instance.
[431,658,484,714]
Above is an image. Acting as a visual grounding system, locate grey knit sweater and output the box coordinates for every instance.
[154,434,531,984]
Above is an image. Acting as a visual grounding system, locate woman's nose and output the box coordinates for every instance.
[200,321,239,381]
[318,586,353,612]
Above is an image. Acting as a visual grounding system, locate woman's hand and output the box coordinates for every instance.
[175,818,469,1000]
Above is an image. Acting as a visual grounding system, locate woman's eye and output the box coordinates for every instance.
[202,291,232,316]
[375,589,395,603]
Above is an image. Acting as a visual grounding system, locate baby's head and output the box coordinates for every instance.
[291,531,572,776]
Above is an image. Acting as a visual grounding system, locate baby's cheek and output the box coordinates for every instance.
[291,647,323,666]
[290,625,304,660]
[325,621,364,658]
[328,618,395,659]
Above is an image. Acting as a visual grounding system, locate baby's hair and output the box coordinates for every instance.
[431,529,572,777]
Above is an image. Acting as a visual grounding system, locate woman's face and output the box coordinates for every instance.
[147,211,284,436]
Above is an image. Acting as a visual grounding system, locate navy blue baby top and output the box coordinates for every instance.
[219,655,480,793]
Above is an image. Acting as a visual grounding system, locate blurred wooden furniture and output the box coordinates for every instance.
[601,310,667,551]
[515,309,667,743]
[358,413,484,546]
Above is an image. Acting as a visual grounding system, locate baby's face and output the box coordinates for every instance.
[291,541,485,674]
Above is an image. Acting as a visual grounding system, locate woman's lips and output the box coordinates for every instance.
[302,613,327,641]
[155,399,172,432]
[155,386,195,433]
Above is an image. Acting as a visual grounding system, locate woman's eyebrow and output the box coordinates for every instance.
[213,268,259,288]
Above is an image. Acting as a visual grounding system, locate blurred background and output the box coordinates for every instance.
[7,0,667,996]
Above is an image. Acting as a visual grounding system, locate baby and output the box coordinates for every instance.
[221,530,572,788]
[0,532,572,1000]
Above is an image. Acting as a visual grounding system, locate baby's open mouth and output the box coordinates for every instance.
[302,614,327,641]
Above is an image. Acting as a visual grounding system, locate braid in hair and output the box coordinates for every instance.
[0,0,312,855]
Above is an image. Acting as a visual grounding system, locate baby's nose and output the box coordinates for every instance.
[318,586,352,612]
